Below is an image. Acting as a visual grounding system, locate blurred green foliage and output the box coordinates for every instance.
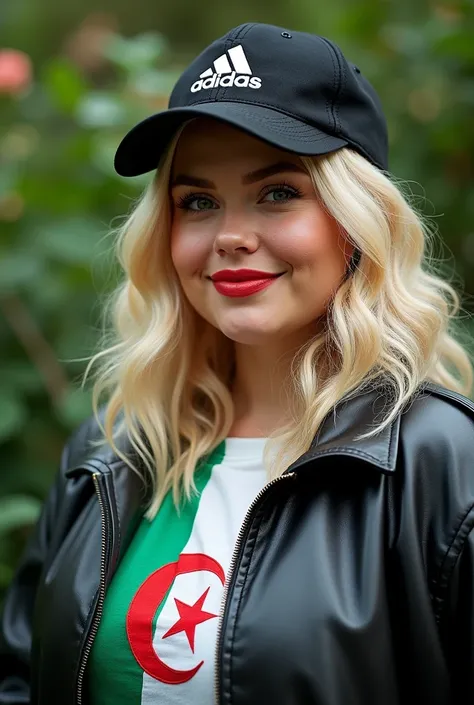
[1,0,474,604]
[0,30,179,599]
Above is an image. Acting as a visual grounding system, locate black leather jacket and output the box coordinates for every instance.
[2,381,474,705]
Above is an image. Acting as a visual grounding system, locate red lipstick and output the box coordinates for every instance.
[210,270,284,298]
[210,269,283,282]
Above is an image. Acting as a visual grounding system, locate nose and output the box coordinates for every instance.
[213,213,259,256]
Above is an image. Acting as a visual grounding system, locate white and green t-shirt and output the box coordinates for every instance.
[88,437,270,705]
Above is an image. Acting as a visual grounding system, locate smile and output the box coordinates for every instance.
[211,274,284,298]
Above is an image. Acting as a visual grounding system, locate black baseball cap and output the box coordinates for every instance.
[114,23,388,177]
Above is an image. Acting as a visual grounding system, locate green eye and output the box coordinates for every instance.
[262,185,302,203]
[176,194,217,212]
[190,196,215,210]
[268,189,291,201]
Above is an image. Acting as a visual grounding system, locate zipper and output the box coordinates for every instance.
[69,444,349,705]
[75,472,111,705]
[213,470,297,705]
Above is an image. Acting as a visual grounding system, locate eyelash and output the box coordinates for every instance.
[175,181,303,212]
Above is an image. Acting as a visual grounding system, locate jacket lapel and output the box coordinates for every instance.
[295,383,403,474]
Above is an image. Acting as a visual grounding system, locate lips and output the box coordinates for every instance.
[210,269,283,282]
[211,273,284,298]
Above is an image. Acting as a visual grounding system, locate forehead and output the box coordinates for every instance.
[171,118,303,175]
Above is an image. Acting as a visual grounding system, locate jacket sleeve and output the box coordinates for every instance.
[0,442,70,704]
[438,511,474,701]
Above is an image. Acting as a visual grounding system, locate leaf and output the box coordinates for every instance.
[56,386,93,428]
[0,255,43,293]
[0,495,42,535]
[103,32,168,72]
[75,92,126,128]
[36,216,106,264]
[433,31,474,60]
[0,167,17,197]
[0,361,42,393]
[379,24,428,57]
[0,563,13,589]
[43,58,88,115]
[89,132,147,182]
[89,132,124,177]
[0,392,26,441]
[130,68,180,97]
[27,273,71,312]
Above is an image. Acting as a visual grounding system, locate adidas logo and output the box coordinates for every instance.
[190,45,262,93]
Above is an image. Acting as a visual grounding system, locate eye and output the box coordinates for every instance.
[260,184,302,204]
[176,194,217,212]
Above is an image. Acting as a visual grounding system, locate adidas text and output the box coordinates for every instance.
[191,72,262,93]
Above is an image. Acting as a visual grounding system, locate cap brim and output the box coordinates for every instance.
[114,101,348,177]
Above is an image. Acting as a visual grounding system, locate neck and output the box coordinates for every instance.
[229,330,315,436]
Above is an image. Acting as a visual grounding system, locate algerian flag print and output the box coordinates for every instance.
[88,437,269,705]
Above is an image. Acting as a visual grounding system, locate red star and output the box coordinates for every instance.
[162,586,217,653]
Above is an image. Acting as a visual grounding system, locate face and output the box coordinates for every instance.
[169,119,354,347]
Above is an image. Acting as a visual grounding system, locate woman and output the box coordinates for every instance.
[2,22,474,705]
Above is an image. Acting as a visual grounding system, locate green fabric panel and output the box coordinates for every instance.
[87,440,226,705]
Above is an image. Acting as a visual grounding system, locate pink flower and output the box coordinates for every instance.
[0,49,32,95]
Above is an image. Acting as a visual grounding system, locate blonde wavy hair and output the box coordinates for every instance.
[84,123,474,519]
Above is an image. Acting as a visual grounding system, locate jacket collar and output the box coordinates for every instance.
[288,383,402,475]
[65,380,458,569]
[78,379,429,479]
[294,379,459,475]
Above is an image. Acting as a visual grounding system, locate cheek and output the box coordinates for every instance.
[170,223,208,277]
[274,209,346,266]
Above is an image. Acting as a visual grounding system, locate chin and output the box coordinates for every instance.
[216,325,281,346]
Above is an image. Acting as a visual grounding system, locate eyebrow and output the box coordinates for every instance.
[171,161,307,189]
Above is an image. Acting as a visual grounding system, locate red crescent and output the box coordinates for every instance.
[126,553,225,684]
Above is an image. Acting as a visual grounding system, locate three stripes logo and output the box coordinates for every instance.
[190,45,262,93]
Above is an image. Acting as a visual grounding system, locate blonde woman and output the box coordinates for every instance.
[2,22,474,705]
